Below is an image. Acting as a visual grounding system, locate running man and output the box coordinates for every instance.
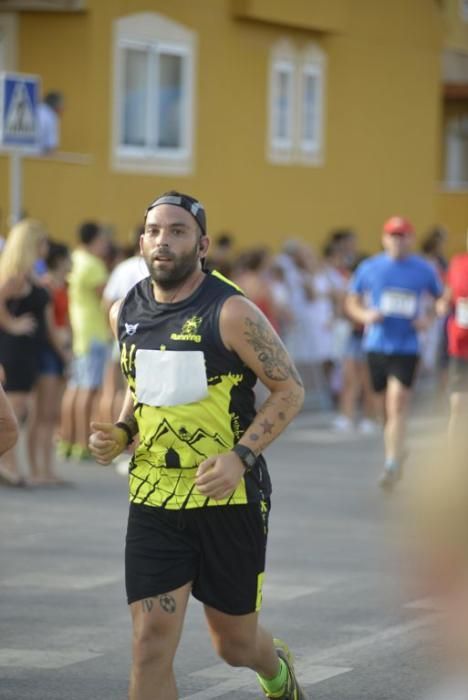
[89,191,307,700]
[438,230,468,438]
[346,216,442,491]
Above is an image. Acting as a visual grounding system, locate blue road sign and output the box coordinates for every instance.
[0,72,40,149]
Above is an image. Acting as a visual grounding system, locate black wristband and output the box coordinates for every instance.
[232,444,257,472]
[115,421,134,446]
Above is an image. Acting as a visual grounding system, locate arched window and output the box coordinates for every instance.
[112,12,196,174]
[268,40,325,166]
[268,41,296,163]
[299,44,326,164]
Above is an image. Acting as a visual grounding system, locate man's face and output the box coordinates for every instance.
[383,232,413,259]
[141,204,206,289]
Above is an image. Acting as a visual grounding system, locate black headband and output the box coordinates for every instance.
[144,194,206,236]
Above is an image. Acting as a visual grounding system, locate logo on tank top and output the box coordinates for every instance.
[170,315,203,343]
[124,322,140,336]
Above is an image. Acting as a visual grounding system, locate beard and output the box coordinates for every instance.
[144,240,200,290]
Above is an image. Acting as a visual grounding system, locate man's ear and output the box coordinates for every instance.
[199,235,210,257]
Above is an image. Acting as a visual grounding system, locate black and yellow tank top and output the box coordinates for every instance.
[118,270,271,510]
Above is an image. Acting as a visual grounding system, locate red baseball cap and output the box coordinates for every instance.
[382,216,414,236]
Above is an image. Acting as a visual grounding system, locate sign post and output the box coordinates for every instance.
[0,72,40,226]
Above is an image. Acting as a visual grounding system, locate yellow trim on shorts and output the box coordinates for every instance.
[255,572,265,612]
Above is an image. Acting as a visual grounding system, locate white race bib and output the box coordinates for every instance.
[380,289,417,318]
[135,349,209,407]
[455,297,468,329]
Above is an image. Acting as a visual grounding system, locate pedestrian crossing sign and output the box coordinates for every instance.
[0,72,40,149]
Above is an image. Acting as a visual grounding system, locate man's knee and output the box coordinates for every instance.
[213,635,255,668]
[387,383,410,415]
[132,628,173,670]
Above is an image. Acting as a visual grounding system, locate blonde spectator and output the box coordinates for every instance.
[0,219,64,486]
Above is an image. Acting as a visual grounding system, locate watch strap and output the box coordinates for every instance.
[232,444,257,472]
[115,421,134,446]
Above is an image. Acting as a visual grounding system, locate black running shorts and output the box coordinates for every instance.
[449,357,468,393]
[125,500,270,615]
[367,352,419,393]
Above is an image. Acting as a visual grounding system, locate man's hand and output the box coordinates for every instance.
[8,313,36,336]
[364,308,383,324]
[89,422,128,465]
[412,316,433,332]
[195,452,245,501]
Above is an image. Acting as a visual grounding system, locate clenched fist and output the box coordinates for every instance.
[89,422,128,465]
[195,452,245,501]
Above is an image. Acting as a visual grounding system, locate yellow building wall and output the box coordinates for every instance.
[0,0,445,255]
[437,191,468,248]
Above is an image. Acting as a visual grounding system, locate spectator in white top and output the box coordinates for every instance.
[102,225,148,307]
[37,91,64,154]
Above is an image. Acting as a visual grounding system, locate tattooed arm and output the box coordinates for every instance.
[220,296,304,454]
[196,297,304,499]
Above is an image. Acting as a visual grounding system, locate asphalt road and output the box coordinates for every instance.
[0,407,445,700]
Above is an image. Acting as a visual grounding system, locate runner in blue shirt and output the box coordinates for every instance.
[346,216,442,490]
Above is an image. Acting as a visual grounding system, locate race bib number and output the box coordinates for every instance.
[135,349,208,407]
[455,298,468,329]
[380,289,417,318]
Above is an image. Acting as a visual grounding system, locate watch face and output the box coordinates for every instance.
[246,453,256,468]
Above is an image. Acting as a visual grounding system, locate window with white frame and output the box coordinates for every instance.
[268,40,325,166]
[270,60,295,150]
[300,64,323,154]
[0,14,17,72]
[461,0,468,22]
[113,13,196,174]
[444,115,468,187]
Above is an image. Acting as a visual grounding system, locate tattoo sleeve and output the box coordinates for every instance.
[244,317,303,388]
[237,314,305,454]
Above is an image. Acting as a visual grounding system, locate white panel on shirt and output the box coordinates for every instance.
[135,349,209,407]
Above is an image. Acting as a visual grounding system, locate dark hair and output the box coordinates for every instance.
[44,91,63,111]
[46,241,69,271]
[322,241,336,258]
[242,248,269,272]
[329,228,355,244]
[215,232,234,248]
[78,221,101,245]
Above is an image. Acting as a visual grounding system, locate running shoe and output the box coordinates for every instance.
[261,638,308,699]
[70,443,94,461]
[358,418,379,435]
[56,439,72,459]
[331,415,354,433]
[378,459,404,492]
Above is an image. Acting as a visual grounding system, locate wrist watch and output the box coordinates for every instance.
[232,444,257,472]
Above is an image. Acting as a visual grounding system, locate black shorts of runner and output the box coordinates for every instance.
[367,353,419,393]
[448,357,468,393]
[125,500,270,615]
